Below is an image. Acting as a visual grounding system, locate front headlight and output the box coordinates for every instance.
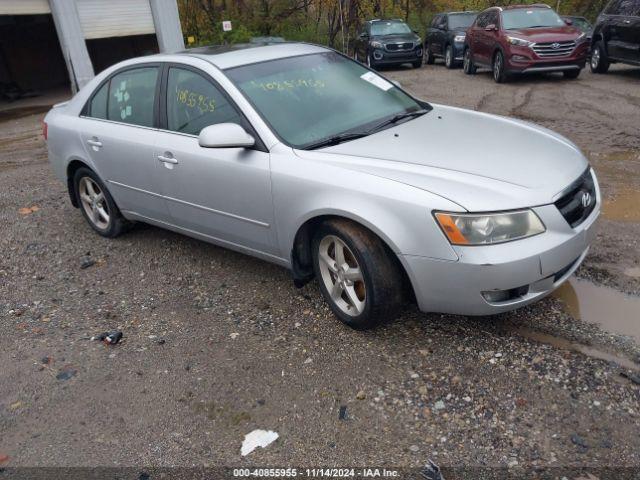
[370,41,384,49]
[506,36,533,47]
[434,210,545,245]
[454,34,466,43]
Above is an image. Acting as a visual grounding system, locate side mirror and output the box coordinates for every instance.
[485,24,497,31]
[198,123,255,149]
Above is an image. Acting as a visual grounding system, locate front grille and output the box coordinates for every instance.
[532,40,576,57]
[554,169,596,228]
[385,42,414,52]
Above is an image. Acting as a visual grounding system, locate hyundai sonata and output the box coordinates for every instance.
[45,43,599,329]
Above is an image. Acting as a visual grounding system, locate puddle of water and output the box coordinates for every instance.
[602,189,640,222]
[553,277,640,343]
[513,327,639,372]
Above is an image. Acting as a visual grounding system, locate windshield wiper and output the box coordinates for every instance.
[304,132,370,150]
[367,109,429,134]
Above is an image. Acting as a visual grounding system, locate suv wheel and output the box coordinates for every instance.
[590,42,610,73]
[412,57,423,68]
[445,45,455,69]
[424,45,434,65]
[74,167,130,238]
[312,219,403,330]
[493,51,508,83]
[463,48,476,74]
[367,53,376,70]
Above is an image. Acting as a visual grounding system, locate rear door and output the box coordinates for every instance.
[154,65,277,255]
[615,0,640,61]
[79,64,168,221]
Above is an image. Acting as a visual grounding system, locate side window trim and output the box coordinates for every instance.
[158,62,267,152]
[81,62,162,129]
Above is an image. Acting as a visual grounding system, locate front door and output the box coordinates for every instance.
[155,65,277,256]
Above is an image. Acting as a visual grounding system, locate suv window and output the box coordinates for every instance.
[431,15,441,28]
[166,67,242,136]
[476,12,489,28]
[605,0,623,14]
[487,10,499,27]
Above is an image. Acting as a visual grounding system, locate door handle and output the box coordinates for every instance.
[87,139,102,148]
[623,19,631,24]
[157,155,178,164]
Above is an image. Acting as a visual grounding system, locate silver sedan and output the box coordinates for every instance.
[45,43,599,329]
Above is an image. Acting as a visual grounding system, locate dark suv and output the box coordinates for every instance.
[463,4,589,82]
[353,19,423,69]
[424,11,478,68]
[590,0,640,73]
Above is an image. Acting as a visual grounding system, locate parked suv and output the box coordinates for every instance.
[463,4,589,82]
[590,0,640,73]
[424,11,478,68]
[354,19,423,69]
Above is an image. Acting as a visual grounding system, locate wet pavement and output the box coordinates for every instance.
[1,64,640,471]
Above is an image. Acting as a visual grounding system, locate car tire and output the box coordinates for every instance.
[590,41,610,73]
[412,58,423,68]
[424,45,435,65]
[463,48,476,74]
[563,69,581,79]
[445,45,455,69]
[367,53,377,70]
[492,50,508,83]
[73,167,130,238]
[312,218,403,330]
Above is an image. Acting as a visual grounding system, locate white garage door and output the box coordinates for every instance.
[76,0,155,39]
[0,0,51,15]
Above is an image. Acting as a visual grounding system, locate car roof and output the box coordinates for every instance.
[442,11,478,15]
[178,42,329,70]
[501,3,552,10]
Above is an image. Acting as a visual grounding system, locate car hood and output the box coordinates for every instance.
[294,105,588,211]
[372,33,420,44]
[505,26,582,42]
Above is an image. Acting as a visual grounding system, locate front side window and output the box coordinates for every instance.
[618,0,640,16]
[605,0,623,14]
[501,8,565,30]
[166,67,241,135]
[106,67,159,127]
[476,12,489,28]
[226,52,425,149]
[370,21,412,36]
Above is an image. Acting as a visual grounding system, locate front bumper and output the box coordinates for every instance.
[402,176,600,316]
[505,42,589,74]
[372,48,423,65]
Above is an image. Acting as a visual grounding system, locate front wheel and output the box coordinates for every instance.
[493,50,508,83]
[590,42,610,73]
[312,219,403,330]
[367,53,377,70]
[463,48,476,74]
[412,57,423,68]
[445,45,455,69]
[424,45,434,65]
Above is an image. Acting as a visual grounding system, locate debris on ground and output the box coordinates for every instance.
[56,368,77,381]
[18,205,39,215]
[91,331,123,345]
[338,405,348,420]
[356,390,366,400]
[241,429,279,456]
[80,256,96,269]
[0,454,9,465]
[571,434,589,449]
[620,370,640,385]
[9,401,24,411]
[421,459,444,480]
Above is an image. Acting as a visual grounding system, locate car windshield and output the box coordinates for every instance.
[448,13,477,29]
[502,8,565,29]
[571,18,592,32]
[226,52,425,149]
[370,21,412,36]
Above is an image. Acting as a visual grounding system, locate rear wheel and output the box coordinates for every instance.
[312,219,403,330]
[463,48,476,74]
[73,167,130,238]
[424,45,434,65]
[412,57,423,68]
[493,50,508,83]
[590,42,610,73]
[445,45,455,69]
[563,69,581,79]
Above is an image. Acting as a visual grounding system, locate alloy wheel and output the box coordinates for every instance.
[493,53,503,81]
[79,176,110,230]
[317,235,366,316]
[445,46,452,67]
[591,48,600,70]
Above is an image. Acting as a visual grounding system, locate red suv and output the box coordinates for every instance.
[463,4,590,82]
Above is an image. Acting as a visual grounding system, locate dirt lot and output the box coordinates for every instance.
[1,64,640,477]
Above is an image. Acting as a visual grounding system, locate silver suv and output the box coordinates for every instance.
[45,43,599,329]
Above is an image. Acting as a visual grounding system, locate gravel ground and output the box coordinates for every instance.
[1,64,639,476]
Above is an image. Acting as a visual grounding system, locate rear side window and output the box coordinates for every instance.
[106,67,159,127]
[618,0,640,15]
[166,67,242,136]
[89,82,108,119]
